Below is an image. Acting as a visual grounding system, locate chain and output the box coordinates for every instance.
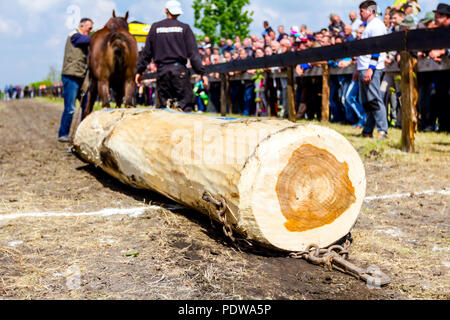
[202,191,235,243]
[290,235,390,286]
[202,191,390,286]
[289,241,349,267]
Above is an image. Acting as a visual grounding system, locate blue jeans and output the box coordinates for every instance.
[195,95,206,112]
[329,77,345,123]
[59,75,87,138]
[242,84,255,116]
[338,76,355,123]
[343,79,366,126]
[359,70,388,134]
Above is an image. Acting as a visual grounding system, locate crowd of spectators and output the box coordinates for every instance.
[5,1,448,134]
[2,85,34,101]
[139,0,448,133]
[1,84,63,101]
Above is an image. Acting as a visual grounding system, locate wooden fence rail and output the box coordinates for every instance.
[206,57,449,79]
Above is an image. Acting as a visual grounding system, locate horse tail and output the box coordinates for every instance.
[104,31,129,69]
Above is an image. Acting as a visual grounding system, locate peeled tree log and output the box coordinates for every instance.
[74,109,366,252]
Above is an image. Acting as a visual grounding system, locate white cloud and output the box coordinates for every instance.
[45,36,62,48]
[72,0,118,28]
[129,0,167,25]
[421,0,439,13]
[0,16,23,36]
[17,0,60,13]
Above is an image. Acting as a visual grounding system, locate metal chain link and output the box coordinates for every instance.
[290,236,390,286]
[202,191,389,286]
[202,191,235,243]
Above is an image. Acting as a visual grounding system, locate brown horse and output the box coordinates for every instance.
[83,10,138,119]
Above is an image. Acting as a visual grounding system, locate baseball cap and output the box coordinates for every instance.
[434,3,450,15]
[400,15,416,28]
[420,11,435,24]
[166,0,183,15]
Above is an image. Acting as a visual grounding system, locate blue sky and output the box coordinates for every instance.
[0,0,440,89]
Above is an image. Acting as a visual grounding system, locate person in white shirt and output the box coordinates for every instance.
[354,0,389,139]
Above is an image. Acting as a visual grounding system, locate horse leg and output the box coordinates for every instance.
[124,79,136,108]
[98,80,111,108]
[113,86,124,109]
[83,79,98,120]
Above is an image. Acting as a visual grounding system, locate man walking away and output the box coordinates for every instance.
[355,1,389,139]
[58,18,93,143]
[135,1,205,112]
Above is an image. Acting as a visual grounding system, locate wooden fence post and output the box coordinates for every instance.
[400,50,416,153]
[321,63,330,122]
[220,73,228,117]
[287,66,296,123]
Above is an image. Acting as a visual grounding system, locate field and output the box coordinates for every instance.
[0,99,449,300]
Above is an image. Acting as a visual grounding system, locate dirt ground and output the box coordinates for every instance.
[0,99,448,300]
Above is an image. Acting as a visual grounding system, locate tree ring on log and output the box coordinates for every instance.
[276,144,356,232]
[238,124,366,252]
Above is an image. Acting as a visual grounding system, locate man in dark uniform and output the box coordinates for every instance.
[135,0,205,112]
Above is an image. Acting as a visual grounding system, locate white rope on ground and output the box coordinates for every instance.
[364,188,450,202]
[0,206,161,221]
[0,188,448,221]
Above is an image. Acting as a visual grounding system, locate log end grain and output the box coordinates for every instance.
[238,124,366,252]
[276,143,356,233]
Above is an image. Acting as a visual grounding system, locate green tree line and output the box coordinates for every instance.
[193,0,254,44]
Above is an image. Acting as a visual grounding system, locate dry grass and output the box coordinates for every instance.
[325,122,450,162]
[0,206,258,299]
[351,198,450,300]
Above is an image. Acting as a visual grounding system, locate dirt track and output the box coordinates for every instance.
[0,99,448,300]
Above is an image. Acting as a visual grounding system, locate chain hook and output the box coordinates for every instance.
[290,236,390,287]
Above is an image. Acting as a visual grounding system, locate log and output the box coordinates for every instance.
[74,109,366,252]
